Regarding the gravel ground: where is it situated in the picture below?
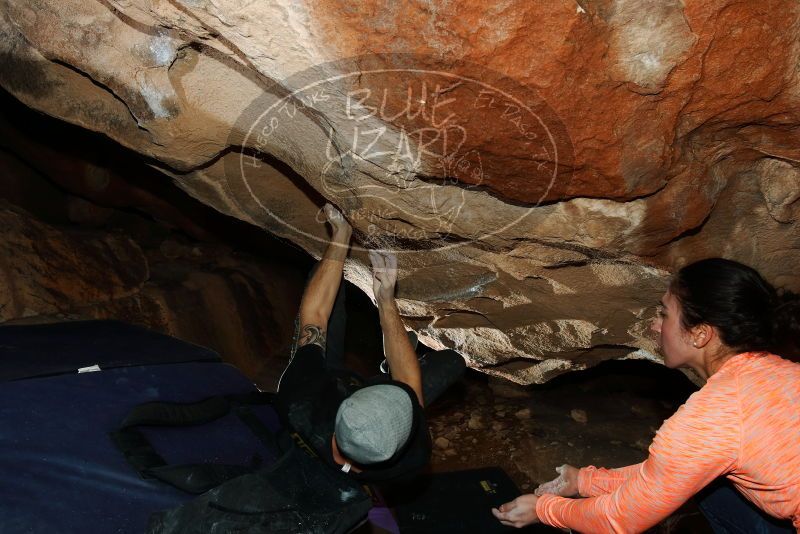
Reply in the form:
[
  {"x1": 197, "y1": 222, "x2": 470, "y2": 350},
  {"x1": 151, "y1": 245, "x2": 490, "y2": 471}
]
[{"x1": 422, "y1": 361, "x2": 711, "y2": 533}]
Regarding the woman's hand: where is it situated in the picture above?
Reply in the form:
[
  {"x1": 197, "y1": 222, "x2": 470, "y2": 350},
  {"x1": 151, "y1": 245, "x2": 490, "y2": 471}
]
[
  {"x1": 492, "y1": 494, "x2": 540, "y2": 528},
  {"x1": 369, "y1": 250, "x2": 397, "y2": 304},
  {"x1": 535, "y1": 464, "x2": 580, "y2": 497}
]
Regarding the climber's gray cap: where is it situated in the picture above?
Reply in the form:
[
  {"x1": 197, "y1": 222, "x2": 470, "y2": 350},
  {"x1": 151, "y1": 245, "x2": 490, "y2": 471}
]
[{"x1": 334, "y1": 384, "x2": 413, "y2": 464}]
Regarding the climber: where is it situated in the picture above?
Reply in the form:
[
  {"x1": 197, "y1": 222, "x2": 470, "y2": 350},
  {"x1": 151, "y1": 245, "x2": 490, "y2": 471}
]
[
  {"x1": 492, "y1": 258, "x2": 800, "y2": 533},
  {"x1": 275, "y1": 203, "x2": 465, "y2": 482}
]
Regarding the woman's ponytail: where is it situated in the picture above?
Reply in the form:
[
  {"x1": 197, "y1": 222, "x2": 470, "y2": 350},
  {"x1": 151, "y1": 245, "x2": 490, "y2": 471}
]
[
  {"x1": 671, "y1": 258, "x2": 798, "y2": 360},
  {"x1": 773, "y1": 289, "x2": 800, "y2": 361}
]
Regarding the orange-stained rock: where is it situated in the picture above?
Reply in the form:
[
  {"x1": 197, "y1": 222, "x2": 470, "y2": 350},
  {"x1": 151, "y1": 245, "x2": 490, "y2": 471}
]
[
  {"x1": 0, "y1": 202, "x2": 149, "y2": 321},
  {"x1": 0, "y1": 199, "x2": 304, "y2": 387},
  {"x1": 0, "y1": 0, "x2": 797, "y2": 383}
]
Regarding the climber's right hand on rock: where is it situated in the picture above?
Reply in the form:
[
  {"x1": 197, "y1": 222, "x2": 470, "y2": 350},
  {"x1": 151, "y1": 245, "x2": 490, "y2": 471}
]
[{"x1": 369, "y1": 250, "x2": 397, "y2": 304}]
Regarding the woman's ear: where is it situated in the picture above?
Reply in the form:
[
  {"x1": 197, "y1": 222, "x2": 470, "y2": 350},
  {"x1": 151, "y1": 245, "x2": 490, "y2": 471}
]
[{"x1": 691, "y1": 323, "x2": 714, "y2": 349}]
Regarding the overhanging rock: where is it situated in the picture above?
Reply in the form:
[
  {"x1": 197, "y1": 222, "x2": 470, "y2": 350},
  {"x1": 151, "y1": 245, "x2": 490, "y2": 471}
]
[{"x1": 1, "y1": 0, "x2": 798, "y2": 383}]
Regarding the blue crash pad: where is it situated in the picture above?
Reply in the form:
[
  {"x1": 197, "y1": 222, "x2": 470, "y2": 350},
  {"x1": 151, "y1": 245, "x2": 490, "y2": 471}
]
[
  {"x1": 0, "y1": 361, "x2": 280, "y2": 534},
  {"x1": 0, "y1": 320, "x2": 220, "y2": 382}
]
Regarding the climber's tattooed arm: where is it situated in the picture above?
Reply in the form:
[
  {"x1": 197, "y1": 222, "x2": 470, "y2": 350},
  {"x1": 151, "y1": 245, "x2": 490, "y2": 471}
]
[{"x1": 297, "y1": 323, "x2": 327, "y2": 350}]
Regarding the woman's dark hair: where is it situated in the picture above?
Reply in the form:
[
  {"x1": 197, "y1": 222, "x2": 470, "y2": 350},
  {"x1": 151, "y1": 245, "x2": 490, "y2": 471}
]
[{"x1": 670, "y1": 258, "x2": 800, "y2": 361}]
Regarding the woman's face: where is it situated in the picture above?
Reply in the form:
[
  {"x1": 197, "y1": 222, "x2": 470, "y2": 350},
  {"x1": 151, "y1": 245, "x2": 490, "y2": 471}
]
[{"x1": 651, "y1": 291, "x2": 695, "y2": 369}]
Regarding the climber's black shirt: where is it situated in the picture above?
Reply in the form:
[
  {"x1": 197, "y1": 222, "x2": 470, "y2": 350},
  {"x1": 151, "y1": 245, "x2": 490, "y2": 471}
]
[{"x1": 275, "y1": 343, "x2": 431, "y2": 483}]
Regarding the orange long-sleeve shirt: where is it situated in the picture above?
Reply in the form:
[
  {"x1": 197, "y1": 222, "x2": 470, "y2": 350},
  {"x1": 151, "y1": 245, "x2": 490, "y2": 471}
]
[{"x1": 537, "y1": 352, "x2": 800, "y2": 533}]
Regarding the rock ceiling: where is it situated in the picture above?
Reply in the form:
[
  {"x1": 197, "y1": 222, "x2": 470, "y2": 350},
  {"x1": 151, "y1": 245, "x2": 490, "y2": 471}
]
[{"x1": 1, "y1": 0, "x2": 798, "y2": 383}]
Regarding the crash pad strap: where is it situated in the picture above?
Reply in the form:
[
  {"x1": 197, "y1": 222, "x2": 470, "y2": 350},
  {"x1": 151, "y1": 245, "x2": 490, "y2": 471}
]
[{"x1": 111, "y1": 393, "x2": 280, "y2": 494}]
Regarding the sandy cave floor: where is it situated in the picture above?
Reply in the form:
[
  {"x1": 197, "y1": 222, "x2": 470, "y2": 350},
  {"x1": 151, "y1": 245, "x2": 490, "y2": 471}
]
[
  {"x1": 341, "y1": 358, "x2": 713, "y2": 533},
  {"x1": 422, "y1": 364, "x2": 711, "y2": 533}
]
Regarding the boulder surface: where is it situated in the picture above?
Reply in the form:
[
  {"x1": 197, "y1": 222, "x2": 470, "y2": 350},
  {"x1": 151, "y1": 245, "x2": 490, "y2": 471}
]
[{"x1": 1, "y1": 0, "x2": 798, "y2": 382}]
